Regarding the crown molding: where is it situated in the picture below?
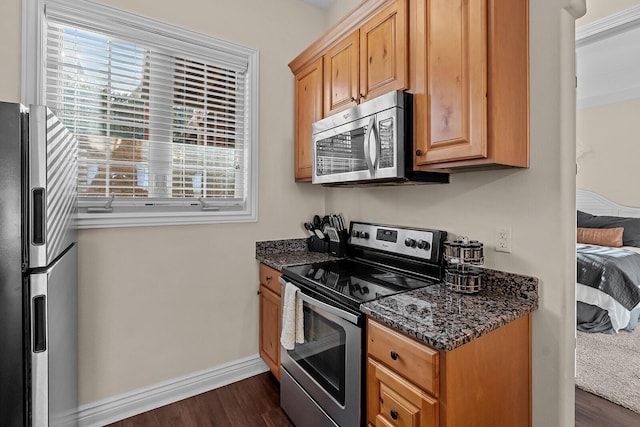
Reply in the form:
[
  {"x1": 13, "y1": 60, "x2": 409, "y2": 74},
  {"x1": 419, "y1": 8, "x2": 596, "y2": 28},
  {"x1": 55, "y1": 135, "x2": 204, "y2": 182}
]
[{"x1": 576, "y1": 5, "x2": 640, "y2": 47}]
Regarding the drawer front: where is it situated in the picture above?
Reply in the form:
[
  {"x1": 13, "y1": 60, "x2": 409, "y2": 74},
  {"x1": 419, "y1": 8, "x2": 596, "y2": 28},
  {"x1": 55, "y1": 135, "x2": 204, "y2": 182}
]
[
  {"x1": 367, "y1": 319, "x2": 439, "y2": 396},
  {"x1": 259, "y1": 264, "x2": 282, "y2": 295},
  {"x1": 367, "y1": 358, "x2": 438, "y2": 427}
]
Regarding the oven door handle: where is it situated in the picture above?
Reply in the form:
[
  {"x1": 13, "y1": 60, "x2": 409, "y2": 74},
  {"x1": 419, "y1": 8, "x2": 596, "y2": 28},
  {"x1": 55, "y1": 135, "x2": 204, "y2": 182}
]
[{"x1": 279, "y1": 277, "x2": 360, "y2": 325}]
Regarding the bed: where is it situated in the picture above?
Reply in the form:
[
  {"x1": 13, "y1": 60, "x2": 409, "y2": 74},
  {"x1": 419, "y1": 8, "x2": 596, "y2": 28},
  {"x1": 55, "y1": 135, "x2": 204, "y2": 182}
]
[{"x1": 576, "y1": 189, "x2": 640, "y2": 333}]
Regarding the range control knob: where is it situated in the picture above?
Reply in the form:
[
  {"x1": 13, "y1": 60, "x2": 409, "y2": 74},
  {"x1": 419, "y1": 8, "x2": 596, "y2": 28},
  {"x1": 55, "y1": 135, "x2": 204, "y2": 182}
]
[
  {"x1": 361, "y1": 231, "x2": 369, "y2": 240},
  {"x1": 417, "y1": 240, "x2": 431, "y2": 250},
  {"x1": 352, "y1": 230, "x2": 360, "y2": 238},
  {"x1": 404, "y1": 238, "x2": 416, "y2": 248}
]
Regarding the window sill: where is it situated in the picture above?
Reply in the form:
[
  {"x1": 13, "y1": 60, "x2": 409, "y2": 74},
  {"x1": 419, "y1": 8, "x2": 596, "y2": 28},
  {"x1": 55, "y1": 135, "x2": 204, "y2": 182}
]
[{"x1": 77, "y1": 210, "x2": 257, "y2": 229}]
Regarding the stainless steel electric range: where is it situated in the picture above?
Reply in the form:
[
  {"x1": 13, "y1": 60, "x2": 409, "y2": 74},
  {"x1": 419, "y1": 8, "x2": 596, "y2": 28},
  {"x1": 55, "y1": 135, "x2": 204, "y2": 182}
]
[{"x1": 279, "y1": 221, "x2": 447, "y2": 427}]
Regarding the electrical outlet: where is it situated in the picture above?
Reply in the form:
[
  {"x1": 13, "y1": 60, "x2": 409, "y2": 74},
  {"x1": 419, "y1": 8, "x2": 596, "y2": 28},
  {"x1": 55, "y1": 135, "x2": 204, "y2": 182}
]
[{"x1": 495, "y1": 226, "x2": 512, "y2": 253}]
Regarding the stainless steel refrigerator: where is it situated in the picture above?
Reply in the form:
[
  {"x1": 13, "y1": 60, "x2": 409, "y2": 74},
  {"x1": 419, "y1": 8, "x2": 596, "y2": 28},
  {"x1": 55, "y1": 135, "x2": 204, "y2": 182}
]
[{"x1": 0, "y1": 102, "x2": 78, "y2": 426}]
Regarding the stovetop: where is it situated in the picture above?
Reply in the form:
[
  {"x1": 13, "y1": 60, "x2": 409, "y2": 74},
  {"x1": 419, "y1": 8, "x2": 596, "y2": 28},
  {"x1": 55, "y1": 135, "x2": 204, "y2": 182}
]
[
  {"x1": 282, "y1": 222, "x2": 447, "y2": 310},
  {"x1": 283, "y1": 258, "x2": 440, "y2": 309}
]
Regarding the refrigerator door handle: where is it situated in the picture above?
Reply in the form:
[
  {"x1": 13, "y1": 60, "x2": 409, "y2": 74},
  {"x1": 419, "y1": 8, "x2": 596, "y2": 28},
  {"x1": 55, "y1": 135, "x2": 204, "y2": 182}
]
[
  {"x1": 30, "y1": 274, "x2": 49, "y2": 426},
  {"x1": 32, "y1": 188, "x2": 45, "y2": 245},
  {"x1": 32, "y1": 295, "x2": 47, "y2": 352}
]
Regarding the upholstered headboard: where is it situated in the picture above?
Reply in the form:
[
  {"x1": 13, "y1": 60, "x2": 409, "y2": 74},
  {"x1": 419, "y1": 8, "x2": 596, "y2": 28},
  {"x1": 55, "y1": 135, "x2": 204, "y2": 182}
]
[{"x1": 576, "y1": 189, "x2": 640, "y2": 218}]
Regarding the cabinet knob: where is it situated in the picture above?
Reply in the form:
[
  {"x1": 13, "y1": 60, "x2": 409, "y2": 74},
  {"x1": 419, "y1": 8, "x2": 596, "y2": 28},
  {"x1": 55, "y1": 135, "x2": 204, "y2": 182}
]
[
  {"x1": 359, "y1": 93, "x2": 365, "y2": 100},
  {"x1": 390, "y1": 351, "x2": 399, "y2": 360},
  {"x1": 265, "y1": 275, "x2": 272, "y2": 281},
  {"x1": 416, "y1": 149, "x2": 423, "y2": 156},
  {"x1": 350, "y1": 96, "x2": 356, "y2": 102},
  {"x1": 390, "y1": 410, "x2": 399, "y2": 420}
]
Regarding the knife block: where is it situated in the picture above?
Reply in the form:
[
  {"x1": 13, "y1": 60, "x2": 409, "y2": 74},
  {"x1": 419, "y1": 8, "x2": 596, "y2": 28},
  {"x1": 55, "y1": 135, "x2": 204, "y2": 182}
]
[
  {"x1": 328, "y1": 239, "x2": 345, "y2": 257},
  {"x1": 307, "y1": 235, "x2": 328, "y2": 253},
  {"x1": 328, "y1": 229, "x2": 348, "y2": 257}
]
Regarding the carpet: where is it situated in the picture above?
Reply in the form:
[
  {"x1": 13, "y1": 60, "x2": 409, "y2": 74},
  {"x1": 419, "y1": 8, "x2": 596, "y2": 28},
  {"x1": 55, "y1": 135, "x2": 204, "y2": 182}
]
[{"x1": 575, "y1": 327, "x2": 640, "y2": 414}]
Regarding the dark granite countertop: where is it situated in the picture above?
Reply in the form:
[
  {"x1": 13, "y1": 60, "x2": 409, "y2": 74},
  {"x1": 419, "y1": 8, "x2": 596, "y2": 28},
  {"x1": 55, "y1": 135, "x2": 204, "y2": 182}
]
[
  {"x1": 256, "y1": 238, "x2": 338, "y2": 271},
  {"x1": 256, "y1": 239, "x2": 538, "y2": 351},
  {"x1": 361, "y1": 268, "x2": 538, "y2": 351}
]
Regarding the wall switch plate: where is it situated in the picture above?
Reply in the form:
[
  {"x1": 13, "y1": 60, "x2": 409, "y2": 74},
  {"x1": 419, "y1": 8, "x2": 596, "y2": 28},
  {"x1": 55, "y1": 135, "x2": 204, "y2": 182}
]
[{"x1": 495, "y1": 226, "x2": 512, "y2": 253}]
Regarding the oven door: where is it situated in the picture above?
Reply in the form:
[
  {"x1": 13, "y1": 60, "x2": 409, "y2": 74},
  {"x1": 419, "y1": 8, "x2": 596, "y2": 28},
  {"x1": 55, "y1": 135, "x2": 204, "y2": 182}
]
[{"x1": 280, "y1": 282, "x2": 362, "y2": 427}]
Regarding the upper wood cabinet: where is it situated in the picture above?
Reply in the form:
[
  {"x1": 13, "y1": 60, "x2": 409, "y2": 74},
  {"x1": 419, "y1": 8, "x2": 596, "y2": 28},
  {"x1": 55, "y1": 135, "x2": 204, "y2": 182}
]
[
  {"x1": 294, "y1": 58, "x2": 323, "y2": 181},
  {"x1": 411, "y1": 0, "x2": 529, "y2": 169},
  {"x1": 289, "y1": 0, "x2": 528, "y2": 180},
  {"x1": 359, "y1": 0, "x2": 408, "y2": 105},
  {"x1": 323, "y1": 31, "x2": 360, "y2": 116},
  {"x1": 324, "y1": 0, "x2": 408, "y2": 117},
  {"x1": 289, "y1": 0, "x2": 407, "y2": 181}
]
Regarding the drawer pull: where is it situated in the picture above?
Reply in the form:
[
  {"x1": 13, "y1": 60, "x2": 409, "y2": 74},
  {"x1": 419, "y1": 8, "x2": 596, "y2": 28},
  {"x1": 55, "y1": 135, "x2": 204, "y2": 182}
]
[
  {"x1": 390, "y1": 410, "x2": 399, "y2": 420},
  {"x1": 390, "y1": 351, "x2": 399, "y2": 360}
]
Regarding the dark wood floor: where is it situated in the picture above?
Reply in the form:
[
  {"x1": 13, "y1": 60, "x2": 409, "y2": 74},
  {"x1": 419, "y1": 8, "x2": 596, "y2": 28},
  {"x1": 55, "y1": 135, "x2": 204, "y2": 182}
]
[
  {"x1": 107, "y1": 373, "x2": 640, "y2": 426},
  {"x1": 575, "y1": 386, "x2": 640, "y2": 427},
  {"x1": 106, "y1": 373, "x2": 293, "y2": 427}
]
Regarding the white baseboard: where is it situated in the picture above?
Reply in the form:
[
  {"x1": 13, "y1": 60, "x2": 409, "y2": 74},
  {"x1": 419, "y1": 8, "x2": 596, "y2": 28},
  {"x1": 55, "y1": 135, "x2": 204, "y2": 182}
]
[{"x1": 77, "y1": 355, "x2": 269, "y2": 427}]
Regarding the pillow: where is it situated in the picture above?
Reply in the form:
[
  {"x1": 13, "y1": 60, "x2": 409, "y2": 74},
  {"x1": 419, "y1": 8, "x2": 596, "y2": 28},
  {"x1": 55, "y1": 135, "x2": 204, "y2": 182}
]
[
  {"x1": 577, "y1": 210, "x2": 595, "y2": 224},
  {"x1": 577, "y1": 227, "x2": 624, "y2": 247},
  {"x1": 576, "y1": 211, "x2": 640, "y2": 247}
]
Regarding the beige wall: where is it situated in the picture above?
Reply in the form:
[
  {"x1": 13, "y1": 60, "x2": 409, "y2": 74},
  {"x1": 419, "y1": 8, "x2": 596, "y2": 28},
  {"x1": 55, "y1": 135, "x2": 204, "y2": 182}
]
[
  {"x1": 577, "y1": 98, "x2": 640, "y2": 206},
  {"x1": 0, "y1": 0, "x2": 580, "y2": 426},
  {"x1": 577, "y1": 0, "x2": 640, "y2": 26},
  {"x1": 1, "y1": 0, "x2": 327, "y2": 404},
  {"x1": 76, "y1": 0, "x2": 330, "y2": 404},
  {"x1": 575, "y1": 0, "x2": 640, "y2": 206},
  {"x1": 324, "y1": 0, "x2": 579, "y2": 426}
]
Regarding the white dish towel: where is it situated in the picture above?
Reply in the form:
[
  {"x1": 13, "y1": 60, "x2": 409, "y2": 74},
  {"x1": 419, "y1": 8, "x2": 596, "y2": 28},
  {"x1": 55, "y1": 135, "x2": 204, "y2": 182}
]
[{"x1": 280, "y1": 282, "x2": 304, "y2": 350}]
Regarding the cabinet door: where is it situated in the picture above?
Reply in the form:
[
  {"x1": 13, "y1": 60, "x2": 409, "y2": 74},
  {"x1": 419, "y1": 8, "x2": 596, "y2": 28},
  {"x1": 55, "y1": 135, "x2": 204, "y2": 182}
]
[
  {"x1": 413, "y1": 0, "x2": 487, "y2": 166},
  {"x1": 360, "y1": 0, "x2": 408, "y2": 103},
  {"x1": 259, "y1": 285, "x2": 281, "y2": 381},
  {"x1": 367, "y1": 358, "x2": 438, "y2": 427},
  {"x1": 294, "y1": 57, "x2": 323, "y2": 181},
  {"x1": 324, "y1": 31, "x2": 359, "y2": 117}
]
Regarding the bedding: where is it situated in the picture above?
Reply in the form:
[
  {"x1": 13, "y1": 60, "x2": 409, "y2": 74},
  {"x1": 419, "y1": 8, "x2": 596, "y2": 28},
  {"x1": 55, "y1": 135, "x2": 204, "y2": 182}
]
[
  {"x1": 577, "y1": 244, "x2": 640, "y2": 332},
  {"x1": 577, "y1": 211, "x2": 640, "y2": 247},
  {"x1": 577, "y1": 227, "x2": 624, "y2": 247}
]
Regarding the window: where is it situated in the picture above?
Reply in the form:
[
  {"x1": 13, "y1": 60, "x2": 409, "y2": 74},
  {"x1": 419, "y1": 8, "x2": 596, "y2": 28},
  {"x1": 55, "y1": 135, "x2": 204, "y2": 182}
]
[{"x1": 23, "y1": 0, "x2": 258, "y2": 227}]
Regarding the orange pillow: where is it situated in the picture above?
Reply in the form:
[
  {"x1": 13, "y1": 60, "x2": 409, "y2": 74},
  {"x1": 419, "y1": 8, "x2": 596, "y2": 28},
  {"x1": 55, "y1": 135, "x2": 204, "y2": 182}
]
[{"x1": 577, "y1": 227, "x2": 624, "y2": 247}]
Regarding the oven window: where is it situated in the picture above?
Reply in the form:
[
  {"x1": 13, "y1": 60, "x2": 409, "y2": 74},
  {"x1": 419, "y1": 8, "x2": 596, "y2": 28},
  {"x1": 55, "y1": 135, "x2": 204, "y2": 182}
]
[{"x1": 289, "y1": 304, "x2": 346, "y2": 405}]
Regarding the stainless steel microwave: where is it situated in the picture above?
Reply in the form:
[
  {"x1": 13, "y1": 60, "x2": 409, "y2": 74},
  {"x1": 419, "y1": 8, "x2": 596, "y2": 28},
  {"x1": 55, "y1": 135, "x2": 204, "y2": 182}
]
[{"x1": 311, "y1": 90, "x2": 449, "y2": 186}]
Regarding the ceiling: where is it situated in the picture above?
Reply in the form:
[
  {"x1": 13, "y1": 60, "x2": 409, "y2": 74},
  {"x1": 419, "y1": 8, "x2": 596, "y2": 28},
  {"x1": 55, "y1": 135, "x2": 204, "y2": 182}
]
[
  {"x1": 302, "y1": 0, "x2": 336, "y2": 9},
  {"x1": 576, "y1": 5, "x2": 640, "y2": 109}
]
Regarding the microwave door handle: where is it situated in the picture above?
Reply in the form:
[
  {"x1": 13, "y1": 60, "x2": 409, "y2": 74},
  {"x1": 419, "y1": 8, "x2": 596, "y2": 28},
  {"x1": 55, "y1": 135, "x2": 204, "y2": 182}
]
[{"x1": 364, "y1": 115, "x2": 376, "y2": 176}]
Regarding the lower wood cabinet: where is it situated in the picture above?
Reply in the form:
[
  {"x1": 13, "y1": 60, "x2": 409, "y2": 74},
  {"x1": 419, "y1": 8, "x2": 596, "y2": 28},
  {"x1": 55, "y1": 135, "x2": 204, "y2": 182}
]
[
  {"x1": 259, "y1": 264, "x2": 282, "y2": 380},
  {"x1": 367, "y1": 314, "x2": 531, "y2": 427},
  {"x1": 368, "y1": 358, "x2": 438, "y2": 427}
]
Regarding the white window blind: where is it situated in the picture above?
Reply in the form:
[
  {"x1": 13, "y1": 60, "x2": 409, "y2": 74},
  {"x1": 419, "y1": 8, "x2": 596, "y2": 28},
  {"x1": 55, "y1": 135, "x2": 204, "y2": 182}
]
[{"x1": 35, "y1": 0, "x2": 258, "y2": 227}]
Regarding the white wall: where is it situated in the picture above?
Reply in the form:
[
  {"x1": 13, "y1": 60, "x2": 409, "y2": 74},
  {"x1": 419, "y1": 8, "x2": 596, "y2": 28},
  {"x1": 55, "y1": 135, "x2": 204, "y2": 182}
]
[{"x1": 0, "y1": 0, "x2": 581, "y2": 425}]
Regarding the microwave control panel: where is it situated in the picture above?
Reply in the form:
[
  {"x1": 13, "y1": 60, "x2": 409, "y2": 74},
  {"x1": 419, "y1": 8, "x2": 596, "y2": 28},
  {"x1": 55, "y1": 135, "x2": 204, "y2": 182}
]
[{"x1": 349, "y1": 222, "x2": 445, "y2": 262}]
